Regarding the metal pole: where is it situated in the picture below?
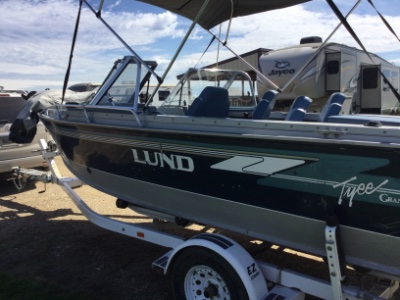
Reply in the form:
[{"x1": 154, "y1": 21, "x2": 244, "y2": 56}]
[
  {"x1": 212, "y1": 33, "x2": 282, "y2": 91},
  {"x1": 280, "y1": 0, "x2": 362, "y2": 93},
  {"x1": 147, "y1": 0, "x2": 211, "y2": 105},
  {"x1": 82, "y1": 0, "x2": 162, "y2": 83}
]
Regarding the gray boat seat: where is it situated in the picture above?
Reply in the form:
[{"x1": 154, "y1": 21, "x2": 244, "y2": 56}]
[
  {"x1": 318, "y1": 92, "x2": 346, "y2": 122},
  {"x1": 252, "y1": 90, "x2": 279, "y2": 119},
  {"x1": 186, "y1": 86, "x2": 230, "y2": 118},
  {"x1": 285, "y1": 95, "x2": 312, "y2": 121}
]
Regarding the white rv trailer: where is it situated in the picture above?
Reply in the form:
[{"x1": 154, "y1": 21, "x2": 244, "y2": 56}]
[
  {"x1": 140, "y1": 85, "x2": 175, "y2": 107},
  {"x1": 258, "y1": 36, "x2": 400, "y2": 114}
]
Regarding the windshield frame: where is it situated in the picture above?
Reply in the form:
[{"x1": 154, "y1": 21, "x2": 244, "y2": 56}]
[
  {"x1": 161, "y1": 68, "x2": 257, "y2": 111},
  {"x1": 90, "y1": 56, "x2": 157, "y2": 112}
]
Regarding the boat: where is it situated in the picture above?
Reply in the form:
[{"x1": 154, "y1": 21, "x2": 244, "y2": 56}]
[
  {"x1": 14, "y1": 0, "x2": 400, "y2": 280},
  {"x1": 0, "y1": 86, "x2": 49, "y2": 176},
  {"x1": 8, "y1": 87, "x2": 98, "y2": 144}
]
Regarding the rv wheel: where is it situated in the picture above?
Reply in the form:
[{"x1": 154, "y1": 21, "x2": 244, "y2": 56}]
[{"x1": 171, "y1": 247, "x2": 249, "y2": 300}]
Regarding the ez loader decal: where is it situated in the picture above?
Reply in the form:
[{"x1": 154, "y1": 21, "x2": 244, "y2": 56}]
[{"x1": 247, "y1": 262, "x2": 260, "y2": 280}]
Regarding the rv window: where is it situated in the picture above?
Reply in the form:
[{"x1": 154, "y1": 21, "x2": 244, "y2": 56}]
[
  {"x1": 327, "y1": 61, "x2": 339, "y2": 74},
  {"x1": 158, "y1": 90, "x2": 170, "y2": 101},
  {"x1": 363, "y1": 67, "x2": 378, "y2": 89}
]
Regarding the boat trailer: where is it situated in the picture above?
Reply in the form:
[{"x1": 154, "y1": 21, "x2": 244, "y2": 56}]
[{"x1": 38, "y1": 139, "x2": 399, "y2": 300}]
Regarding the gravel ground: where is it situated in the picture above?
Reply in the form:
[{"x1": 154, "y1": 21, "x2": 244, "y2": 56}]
[
  {"x1": 0, "y1": 158, "x2": 173, "y2": 299},
  {"x1": 0, "y1": 157, "x2": 399, "y2": 299}
]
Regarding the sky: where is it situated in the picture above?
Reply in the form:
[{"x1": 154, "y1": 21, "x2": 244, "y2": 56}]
[{"x1": 0, "y1": 0, "x2": 399, "y2": 92}]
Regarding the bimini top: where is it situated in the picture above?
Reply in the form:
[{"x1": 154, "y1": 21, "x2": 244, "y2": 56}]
[{"x1": 138, "y1": 0, "x2": 311, "y2": 30}]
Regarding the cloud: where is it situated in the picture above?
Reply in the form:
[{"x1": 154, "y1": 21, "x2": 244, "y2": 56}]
[
  {"x1": 107, "y1": 0, "x2": 122, "y2": 11},
  {"x1": 211, "y1": 5, "x2": 400, "y2": 55},
  {"x1": 0, "y1": 0, "x2": 399, "y2": 91},
  {"x1": 0, "y1": 0, "x2": 186, "y2": 90}
]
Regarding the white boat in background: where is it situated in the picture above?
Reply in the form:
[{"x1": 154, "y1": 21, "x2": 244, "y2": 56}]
[
  {"x1": 0, "y1": 87, "x2": 27, "y2": 95},
  {"x1": 0, "y1": 86, "x2": 49, "y2": 176}
]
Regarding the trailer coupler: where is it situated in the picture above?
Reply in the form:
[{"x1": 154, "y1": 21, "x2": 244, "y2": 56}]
[{"x1": 9, "y1": 166, "x2": 51, "y2": 192}]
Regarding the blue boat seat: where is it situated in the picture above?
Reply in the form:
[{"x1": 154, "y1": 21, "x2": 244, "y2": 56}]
[
  {"x1": 285, "y1": 95, "x2": 312, "y2": 121},
  {"x1": 252, "y1": 90, "x2": 279, "y2": 119},
  {"x1": 186, "y1": 86, "x2": 230, "y2": 118},
  {"x1": 319, "y1": 103, "x2": 342, "y2": 122},
  {"x1": 318, "y1": 92, "x2": 346, "y2": 122},
  {"x1": 326, "y1": 92, "x2": 346, "y2": 106}
]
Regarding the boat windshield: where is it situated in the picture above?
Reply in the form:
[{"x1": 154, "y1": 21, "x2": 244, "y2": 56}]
[
  {"x1": 93, "y1": 57, "x2": 157, "y2": 107},
  {"x1": 161, "y1": 68, "x2": 257, "y2": 109}
]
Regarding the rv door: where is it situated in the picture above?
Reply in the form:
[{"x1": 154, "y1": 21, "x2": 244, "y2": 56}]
[
  {"x1": 325, "y1": 52, "x2": 356, "y2": 94},
  {"x1": 360, "y1": 65, "x2": 381, "y2": 113},
  {"x1": 381, "y1": 67, "x2": 400, "y2": 114}
]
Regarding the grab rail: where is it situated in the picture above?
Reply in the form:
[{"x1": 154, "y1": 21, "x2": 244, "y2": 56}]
[{"x1": 48, "y1": 104, "x2": 143, "y2": 127}]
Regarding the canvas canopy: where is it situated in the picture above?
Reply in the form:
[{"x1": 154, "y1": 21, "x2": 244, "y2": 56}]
[{"x1": 137, "y1": 0, "x2": 311, "y2": 30}]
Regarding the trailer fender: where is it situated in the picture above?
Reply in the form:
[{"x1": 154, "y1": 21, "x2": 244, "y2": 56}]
[{"x1": 164, "y1": 233, "x2": 268, "y2": 300}]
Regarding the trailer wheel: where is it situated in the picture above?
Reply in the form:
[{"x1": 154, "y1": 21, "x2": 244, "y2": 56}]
[{"x1": 171, "y1": 247, "x2": 249, "y2": 300}]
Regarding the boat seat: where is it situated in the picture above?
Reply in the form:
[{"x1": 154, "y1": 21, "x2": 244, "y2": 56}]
[
  {"x1": 319, "y1": 103, "x2": 342, "y2": 122},
  {"x1": 186, "y1": 86, "x2": 229, "y2": 118},
  {"x1": 318, "y1": 92, "x2": 346, "y2": 122},
  {"x1": 326, "y1": 92, "x2": 346, "y2": 106},
  {"x1": 285, "y1": 96, "x2": 312, "y2": 121},
  {"x1": 252, "y1": 90, "x2": 279, "y2": 119}
]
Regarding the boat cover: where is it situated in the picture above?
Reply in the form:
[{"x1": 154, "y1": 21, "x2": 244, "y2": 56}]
[
  {"x1": 137, "y1": 0, "x2": 311, "y2": 30},
  {"x1": 9, "y1": 89, "x2": 96, "y2": 144}
]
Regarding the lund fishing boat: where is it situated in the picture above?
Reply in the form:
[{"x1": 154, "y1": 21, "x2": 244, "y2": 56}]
[
  {"x1": 39, "y1": 57, "x2": 400, "y2": 279},
  {"x1": 15, "y1": 0, "x2": 400, "y2": 282}
]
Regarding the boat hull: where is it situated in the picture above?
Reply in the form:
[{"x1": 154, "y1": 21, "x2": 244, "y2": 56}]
[{"x1": 41, "y1": 113, "x2": 400, "y2": 278}]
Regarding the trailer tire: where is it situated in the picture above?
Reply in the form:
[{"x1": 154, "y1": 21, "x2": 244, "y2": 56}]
[{"x1": 171, "y1": 247, "x2": 249, "y2": 300}]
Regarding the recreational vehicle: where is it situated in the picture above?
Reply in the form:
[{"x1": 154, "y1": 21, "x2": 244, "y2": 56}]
[
  {"x1": 258, "y1": 36, "x2": 400, "y2": 114},
  {"x1": 140, "y1": 85, "x2": 174, "y2": 107}
]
